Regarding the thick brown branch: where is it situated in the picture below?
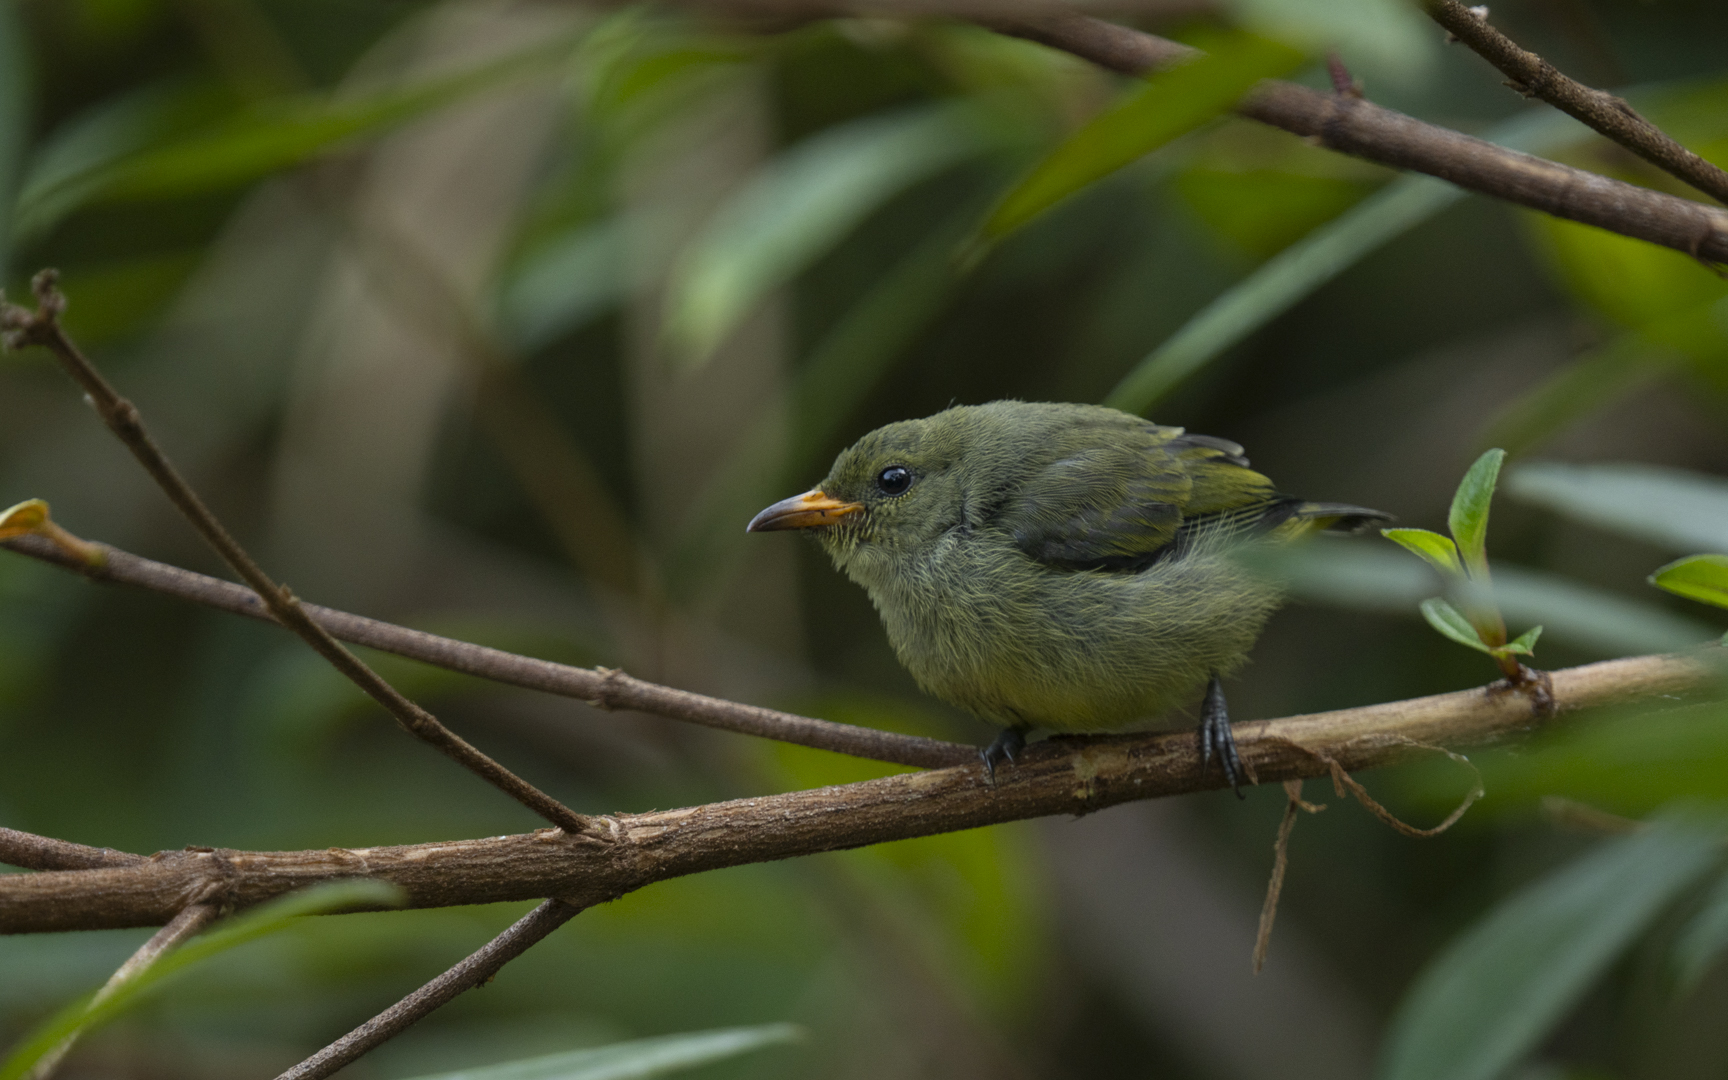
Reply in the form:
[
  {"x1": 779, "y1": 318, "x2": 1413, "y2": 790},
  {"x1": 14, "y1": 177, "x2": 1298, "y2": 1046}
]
[
  {"x1": 1423, "y1": 0, "x2": 1728, "y2": 206},
  {"x1": 993, "y1": 11, "x2": 1728, "y2": 264},
  {"x1": 276, "y1": 899, "x2": 582, "y2": 1080},
  {"x1": 4, "y1": 649, "x2": 1715, "y2": 935},
  {"x1": 0, "y1": 276, "x2": 589, "y2": 834},
  {"x1": 0, "y1": 533, "x2": 973, "y2": 769}
]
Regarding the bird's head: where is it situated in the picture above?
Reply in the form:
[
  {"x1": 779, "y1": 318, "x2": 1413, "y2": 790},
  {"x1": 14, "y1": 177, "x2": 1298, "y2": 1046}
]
[{"x1": 747, "y1": 412, "x2": 975, "y2": 570}]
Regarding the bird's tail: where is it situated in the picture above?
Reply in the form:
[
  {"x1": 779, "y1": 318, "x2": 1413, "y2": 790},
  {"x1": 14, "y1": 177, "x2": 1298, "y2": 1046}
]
[{"x1": 1271, "y1": 501, "x2": 1394, "y2": 540}]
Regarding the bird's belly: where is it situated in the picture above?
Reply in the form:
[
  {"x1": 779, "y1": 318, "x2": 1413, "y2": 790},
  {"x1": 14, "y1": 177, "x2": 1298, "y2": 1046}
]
[{"x1": 864, "y1": 541, "x2": 1278, "y2": 733}]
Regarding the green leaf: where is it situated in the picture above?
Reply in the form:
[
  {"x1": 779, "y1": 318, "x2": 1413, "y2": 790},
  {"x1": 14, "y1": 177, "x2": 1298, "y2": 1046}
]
[
  {"x1": 0, "y1": 880, "x2": 404, "y2": 1080},
  {"x1": 1449, "y1": 448, "x2": 1506, "y2": 574},
  {"x1": 1381, "y1": 528, "x2": 1464, "y2": 577},
  {"x1": 496, "y1": 216, "x2": 633, "y2": 353},
  {"x1": 979, "y1": 32, "x2": 1304, "y2": 245},
  {"x1": 396, "y1": 1024, "x2": 803, "y2": 1080},
  {"x1": 1103, "y1": 107, "x2": 1583, "y2": 415},
  {"x1": 1274, "y1": 543, "x2": 1720, "y2": 656},
  {"x1": 0, "y1": 0, "x2": 29, "y2": 278},
  {"x1": 1671, "y1": 866, "x2": 1728, "y2": 991},
  {"x1": 1478, "y1": 331, "x2": 1677, "y2": 459},
  {"x1": 1499, "y1": 624, "x2": 1544, "y2": 655},
  {"x1": 1508, "y1": 463, "x2": 1728, "y2": 555},
  {"x1": 13, "y1": 30, "x2": 586, "y2": 237},
  {"x1": 1419, "y1": 597, "x2": 1492, "y2": 654},
  {"x1": 1651, "y1": 554, "x2": 1728, "y2": 610},
  {"x1": 663, "y1": 102, "x2": 988, "y2": 368},
  {"x1": 1379, "y1": 818, "x2": 1727, "y2": 1080}
]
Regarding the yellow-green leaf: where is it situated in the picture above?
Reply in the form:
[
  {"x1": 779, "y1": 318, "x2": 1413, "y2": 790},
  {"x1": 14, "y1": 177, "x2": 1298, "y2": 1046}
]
[
  {"x1": 1382, "y1": 527, "x2": 1464, "y2": 577},
  {"x1": 1650, "y1": 554, "x2": 1728, "y2": 610}
]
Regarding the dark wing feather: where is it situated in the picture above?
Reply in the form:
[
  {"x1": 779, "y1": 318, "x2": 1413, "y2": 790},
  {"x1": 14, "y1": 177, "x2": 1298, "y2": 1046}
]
[{"x1": 998, "y1": 424, "x2": 1282, "y2": 571}]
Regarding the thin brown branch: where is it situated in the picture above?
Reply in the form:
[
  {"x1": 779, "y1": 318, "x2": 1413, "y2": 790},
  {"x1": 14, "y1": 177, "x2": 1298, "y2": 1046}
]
[
  {"x1": 276, "y1": 899, "x2": 582, "y2": 1080},
  {"x1": 4, "y1": 649, "x2": 1716, "y2": 935},
  {"x1": 991, "y1": 11, "x2": 1728, "y2": 265},
  {"x1": 0, "y1": 275, "x2": 589, "y2": 834},
  {"x1": 27, "y1": 903, "x2": 220, "y2": 1080},
  {"x1": 0, "y1": 828, "x2": 146, "y2": 871},
  {"x1": 1423, "y1": 0, "x2": 1728, "y2": 207},
  {"x1": 0, "y1": 533, "x2": 973, "y2": 769}
]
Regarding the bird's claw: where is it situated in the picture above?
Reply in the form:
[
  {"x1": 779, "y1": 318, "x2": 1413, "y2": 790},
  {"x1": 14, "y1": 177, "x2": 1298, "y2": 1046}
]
[
  {"x1": 980, "y1": 728, "x2": 1026, "y2": 785},
  {"x1": 1199, "y1": 674, "x2": 1246, "y2": 799}
]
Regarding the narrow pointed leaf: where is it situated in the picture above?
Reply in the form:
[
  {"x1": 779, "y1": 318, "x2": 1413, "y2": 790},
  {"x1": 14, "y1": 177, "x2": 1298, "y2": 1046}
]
[
  {"x1": 397, "y1": 1023, "x2": 803, "y2": 1080},
  {"x1": 1104, "y1": 108, "x2": 1583, "y2": 415},
  {"x1": 1671, "y1": 866, "x2": 1728, "y2": 991},
  {"x1": 14, "y1": 30, "x2": 586, "y2": 236},
  {"x1": 1509, "y1": 462, "x2": 1728, "y2": 554},
  {"x1": 1449, "y1": 448, "x2": 1505, "y2": 573},
  {"x1": 0, "y1": 880, "x2": 403, "y2": 1080},
  {"x1": 980, "y1": 32, "x2": 1304, "y2": 245},
  {"x1": 664, "y1": 102, "x2": 987, "y2": 368},
  {"x1": 1381, "y1": 528, "x2": 1463, "y2": 577},
  {"x1": 1380, "y1": 818, "x2": 1726, "y2": 1080},
  {"x1": 1419, "y1": 596, "x2": 1492, "y2": 653},
  {"x1": 0, "y1": 0, "x2": 30, "y2": 278},
  {"x1": 1650, "y1": 554, "x2": 1728, "y2": 610}
]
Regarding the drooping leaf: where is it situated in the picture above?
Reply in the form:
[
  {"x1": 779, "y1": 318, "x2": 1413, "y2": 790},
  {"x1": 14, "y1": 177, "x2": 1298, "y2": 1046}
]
[
  {"x1": 1419, "y1": 596, "x2": 1491, "y2": 654},
  {"x1": 1478, "y1": 330, "x2": 1677, "y2": 458},
  {"x1": 0, "y1": 880, "x2": 404, "y2": 1080},
  {"x1": 979, "y1": 32, "x2": 1304, "y2": 245},
  {"x1": 396, "y1": 1024, "x2": 803, "y2": 1080},
  {"x1": 1671, "y1": 865, "x2": 1728, "y2": 991},
  {"x1": 1507, "y1": 462, "x2": 1728, "y2": 554},
  {"x1": 1382, "y1": 528, "x2": 1463, "y2": 577},
  {"x1": 14, "y1": 29, "x2": 587, "y2": 237},
  {"x1": 1449, "y1": 449, "x2": 1506, "y2": 575},
  {"x1": 663, "y1": 102, "x2": 988, "y2": 368},
  {"x1": 1378, "y1": 818, "x2": 1727, "y2": 1080},
  {"x1": 1651, "y1": 554, "x2": 1728, "y2": 610},
  {"x1": 496, "y1": 216, "x2": 633, "y2": 353},
  {"x1": 1104, "y1": 107, "x2": 1583, "y2": 415}
]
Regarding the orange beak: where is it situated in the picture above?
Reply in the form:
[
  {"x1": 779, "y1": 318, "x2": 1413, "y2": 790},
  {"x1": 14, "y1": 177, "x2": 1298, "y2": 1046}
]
[{"x1": 746, "y1": 489, "x2": 864, "y2": 533}]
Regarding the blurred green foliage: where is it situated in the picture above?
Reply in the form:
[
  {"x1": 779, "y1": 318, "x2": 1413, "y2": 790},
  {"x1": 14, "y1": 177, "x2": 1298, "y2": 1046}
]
[{"x1": 4, "y1": 0, "x2": 1728, "y2": 1078}]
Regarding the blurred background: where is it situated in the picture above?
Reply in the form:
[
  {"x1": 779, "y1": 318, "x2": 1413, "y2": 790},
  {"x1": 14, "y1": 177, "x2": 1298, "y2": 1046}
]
[{"x1": 3, "y1": 0, "x2": 1728, "y2": 1077}]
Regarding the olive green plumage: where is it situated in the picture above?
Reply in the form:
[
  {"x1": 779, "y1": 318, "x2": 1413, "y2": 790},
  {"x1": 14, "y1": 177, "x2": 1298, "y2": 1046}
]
[{"x1": 756, "y1": 401, "x2": 1388, "y2": 742}]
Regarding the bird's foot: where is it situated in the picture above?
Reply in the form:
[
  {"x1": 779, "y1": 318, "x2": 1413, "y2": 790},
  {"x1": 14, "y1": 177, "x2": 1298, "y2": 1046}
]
[
  {"x1": 980, "y1": 728, "x2": 1026, "y2": 785},
  {"x1": 1198, "y1": 674, "x2": 1246, "y2": 799}
]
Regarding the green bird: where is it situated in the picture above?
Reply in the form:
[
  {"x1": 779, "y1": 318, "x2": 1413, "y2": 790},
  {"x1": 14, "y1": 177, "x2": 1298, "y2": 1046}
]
[{"x1": 747, "y1": 401, "x2": 1389, "y2": 792}]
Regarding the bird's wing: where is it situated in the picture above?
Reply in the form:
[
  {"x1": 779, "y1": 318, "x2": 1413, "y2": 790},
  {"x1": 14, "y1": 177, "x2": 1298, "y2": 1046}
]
[{"x1": 999, "y1": 424, "x2": 1279, "y2": 570}]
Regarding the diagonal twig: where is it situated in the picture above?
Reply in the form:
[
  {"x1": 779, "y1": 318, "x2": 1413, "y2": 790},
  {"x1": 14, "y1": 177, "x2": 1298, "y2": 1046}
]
[
  {"x1": 0, "y1": 532, "x2": 974, "y2": 769},
  {"x1": 276, "y1": 898, "x2": 583, "y2": 1080},
  {"x1": 1423, "y1": 0, "x2": 1728, "y2": 207},
  {"x1": 0, "y1": 273, "x2": 589, "y2": 834}
]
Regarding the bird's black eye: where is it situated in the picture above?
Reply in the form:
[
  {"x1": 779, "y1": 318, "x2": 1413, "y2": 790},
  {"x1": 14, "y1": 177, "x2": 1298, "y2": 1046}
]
[{"x1": 876, "y1": 465, "x2": 913, "y2": 496}]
